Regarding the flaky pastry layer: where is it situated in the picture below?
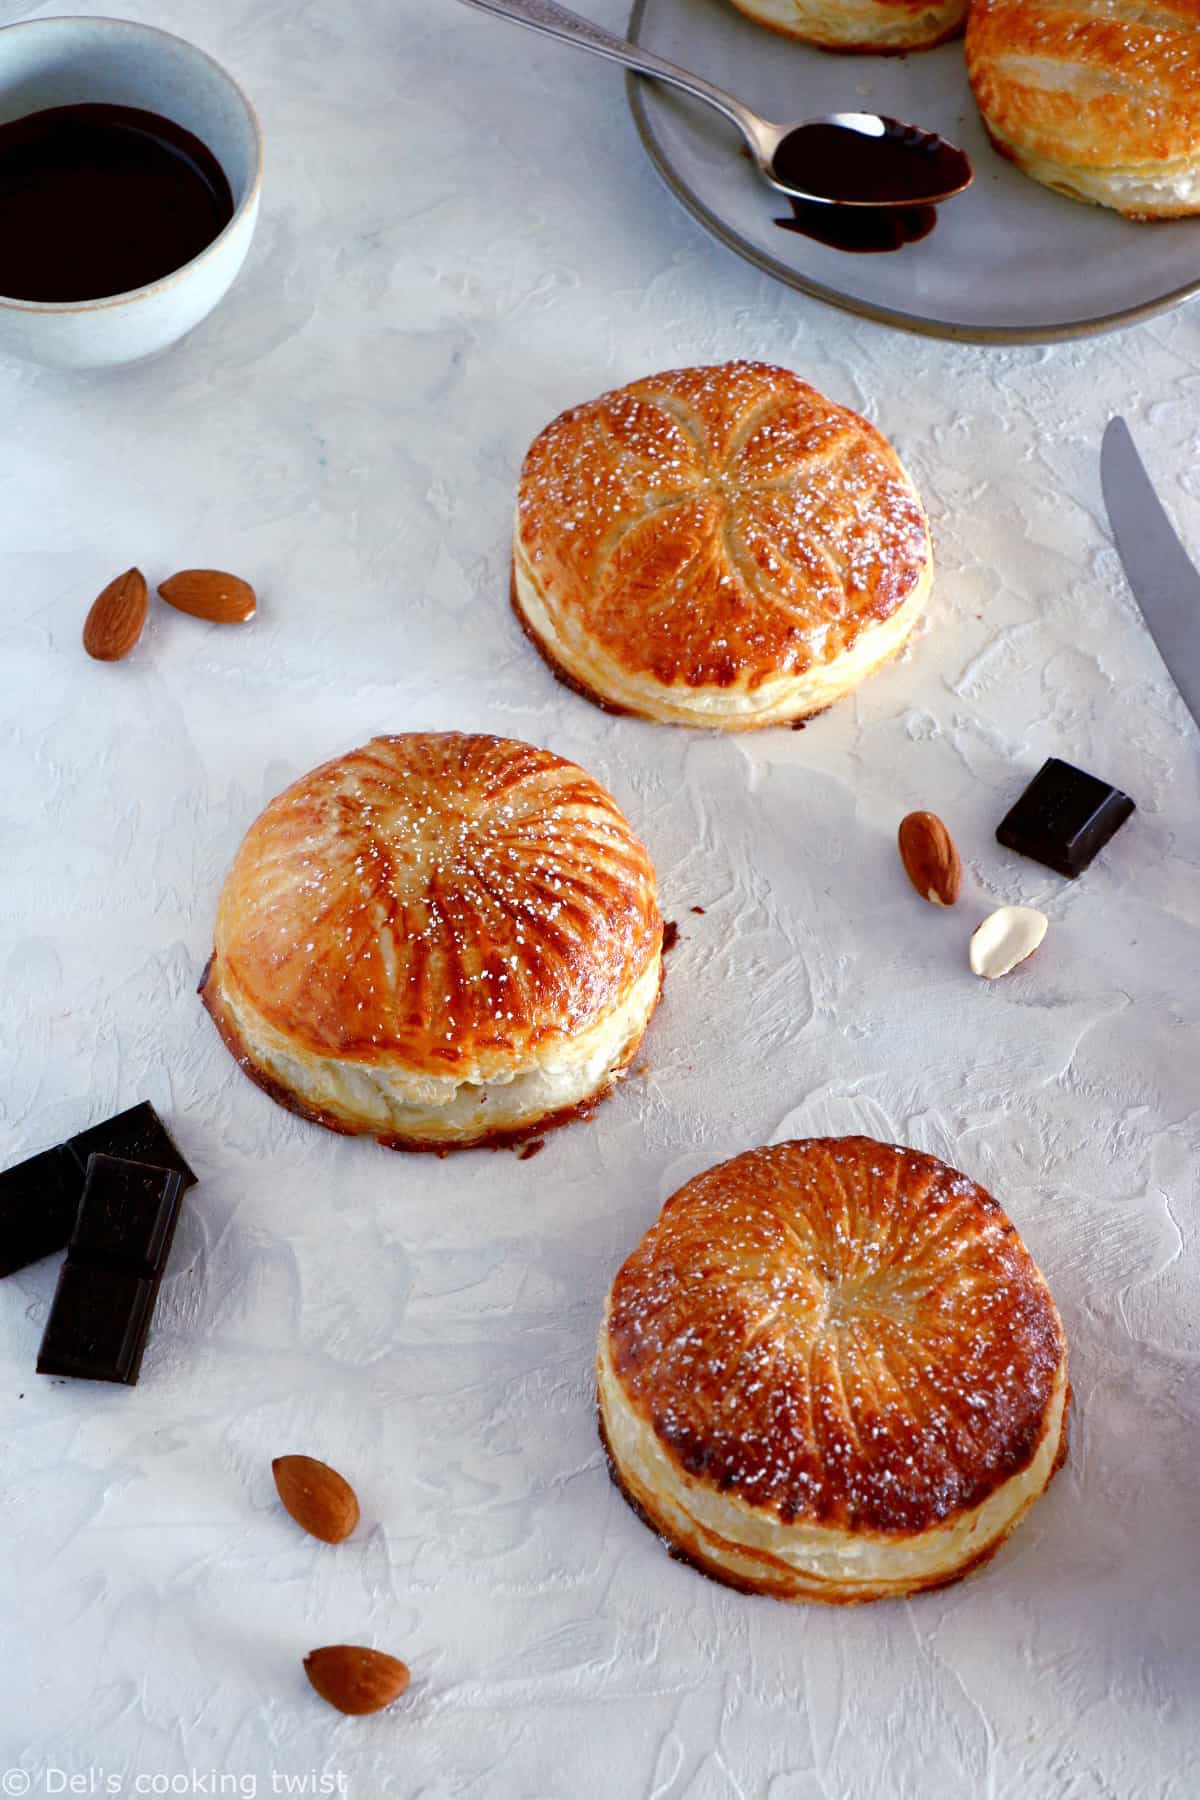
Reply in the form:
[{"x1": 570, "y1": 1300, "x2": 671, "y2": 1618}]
[
  {"x1": 598, "y1": 1137, "x2": 1070, "y2": 1602},
  {"x1": 513, "y1": 362, "x2": 933, "y2": 732},
  {"x1": 986, "y1": 130, "x2": 1200, "y2": 218},
  {"x1": 203, "y1": 949, "x2": 661, "y2": 1147},
  {"x1": 967, "y1": 0, "x2": 1200, "y2": 218},
  {"x1": 599, "y1": 1332, "x2": 1068, "y2": 1602},
  {"x1": 201, "y1": 733, "x2": 664, "y2": 1147},
  {"x1": 514, "y1": 540, "x2": 930, "y2": 728},
  {"x1": 728, "y1": 0, "x2": 965, "y2": 52}
]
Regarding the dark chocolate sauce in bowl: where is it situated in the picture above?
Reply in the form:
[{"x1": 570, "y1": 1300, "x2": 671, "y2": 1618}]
[{"x1": 0, "y1": 102, "x2": 234, "y2": 302}]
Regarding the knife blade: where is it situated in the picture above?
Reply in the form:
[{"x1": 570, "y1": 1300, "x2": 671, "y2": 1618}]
[{"x1": 1101, "y1": 415, "x2": 1200, "y2": 732}]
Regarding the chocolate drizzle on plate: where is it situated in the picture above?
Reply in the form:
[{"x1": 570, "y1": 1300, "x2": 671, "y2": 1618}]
[{"x1": 775, "y1": 196, "x2": 937, "y2": 254}]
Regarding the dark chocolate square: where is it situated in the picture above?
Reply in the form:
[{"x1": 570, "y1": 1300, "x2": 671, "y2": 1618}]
[
  {"x1": 996, "y1": 758, "x2": 1135, "y2": 879},
  {"x1": 70, "y1": 1154, "x2": 184, "y2": 1277},
  {"x1": 0, "y1": 1145, "x2": 83, "y2": 1278},
  {"x1": 36, "y1": 1262, "x2": 157, "y2": 1385},
  {"x1": 68, "y1": 1102, "x2": 196, "y2": 1190},
  {"x1": 0, "y1": 1101, "x2": 195, "y2": 1280}
]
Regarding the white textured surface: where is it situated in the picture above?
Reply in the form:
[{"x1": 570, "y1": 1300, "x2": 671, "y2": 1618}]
[{"x1": 1, "y1": 0, "x2": 1199, "y2": 1794}]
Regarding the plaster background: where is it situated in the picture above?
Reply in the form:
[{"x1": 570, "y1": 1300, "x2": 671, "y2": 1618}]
[{"x1": 1, "y1": 1, "x2": 1198, "y2": 1794}]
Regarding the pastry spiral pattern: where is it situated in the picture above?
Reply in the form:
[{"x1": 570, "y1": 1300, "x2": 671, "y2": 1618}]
[
  {"x1": 515, "y1": 361, "x2": 931, "y2": 699},
  {"x1": 605, "y1": 1138, "x2": 1067, "y2": 1538},
  {"x1": 207, "y1": 733, "x2": 662, "y2": 1078}
]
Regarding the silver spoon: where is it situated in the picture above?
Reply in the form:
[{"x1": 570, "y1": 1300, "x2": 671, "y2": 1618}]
[{"x1": 456, "y1": 0, "x2": 973, "y2": 208}]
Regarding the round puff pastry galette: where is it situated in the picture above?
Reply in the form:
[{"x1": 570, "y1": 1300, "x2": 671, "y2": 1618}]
[
  {"x1": 728, "y1": 0, "x2": 965, "y2": 53},
  {"x1": 512, "y1": 361, "x2": 932, "y2": 730},
  {"x1": 966, "y1": 0, "x2": 1200, "y2": 218},
  {"x1": 201, "y1": 733, "x2": 663, "y2": 1150},
  {"x1": 598, "y1": 1137, "x2": 1069, "y2": 1603}
]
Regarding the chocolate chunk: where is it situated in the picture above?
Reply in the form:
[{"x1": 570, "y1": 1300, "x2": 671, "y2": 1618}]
[
  {"x1": 69, "y1": 1154, "x2": 184, "y2": 1277},
  {"x1": 37, "y1": 1262, "x2": 157, "y2": 1385},
  {"x1": 0, "y1": 1102, "x2": 194, "y2": 1279},
  {"x1": 36, "y1": 1153, "x2": 186, "y2": 1385},
  {"x1": 0, "y1": 1146, "x2": 84, "y2": 1278},
  {"x1": 996, "y1": 758, "x2": 1135, "y2": 879},
  {"x1": 69, "y1": 1102, "x2": 196, "y2": 1190}
]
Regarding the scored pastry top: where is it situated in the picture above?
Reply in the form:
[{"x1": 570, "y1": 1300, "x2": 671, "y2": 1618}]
[
  {"x1": 605, "y1": 1136, "x2": 1066, "y2": 1536},
  {"x1": 210, "y1": 733, "x2": 662, "y2": 1075},
  {"x1": 966, "y1": 0, "x2": 1200, "y2": 176},
  {"x1": 516, "y1": 360, "x2": 931, "y2": 694}
]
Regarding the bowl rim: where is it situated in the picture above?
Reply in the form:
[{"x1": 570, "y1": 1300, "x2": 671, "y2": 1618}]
[{"x1": 0, "y1": 13, "x2": 264, "y2": 315}]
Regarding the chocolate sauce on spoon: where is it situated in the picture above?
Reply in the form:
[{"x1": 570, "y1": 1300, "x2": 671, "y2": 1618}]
[
  {"x1": 768, "y1": 119, "x2": 970, "y2": 255},
  {"x1": 771, "y1": 119, "x2": 971, "y2": 206},
  {"x1": 453, "y1": 0, "x2": 973, "y2": 256}
]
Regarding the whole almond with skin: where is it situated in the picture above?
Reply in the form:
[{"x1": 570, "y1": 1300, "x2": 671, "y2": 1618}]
[
  {"x1": 898, "y1": 810, "x2": 962, "y2": 907},
  {"x1": 158, "y1": 569, "x2": 256, "y2": 623},
  {"x1": 82, "y1": 567, "x2": 148, "y2": 661},
  {"x1": 272, "y1": 1454, "x2": 359, "y2": 1544},
  {"x1": 304, "y1": 1645, "x2": 410, "y2": 1716}
]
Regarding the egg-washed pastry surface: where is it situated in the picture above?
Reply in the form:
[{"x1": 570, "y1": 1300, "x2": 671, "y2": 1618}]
[
  {"x1": 202, "y1": 733, "x2": 663, "y2": 1150},
  {"x1": 599, "y1": 1137, "x2": 1069, "y2": 1602},
  {"x1": 966, "y1": 0, "x2": 1200, "y2": 218},
  {"x1": 728, "y1": 0, "x2": 965, "y2": 51},
  {"x1": 513, "y1": 361, "x2": 932, "y2": 730}
]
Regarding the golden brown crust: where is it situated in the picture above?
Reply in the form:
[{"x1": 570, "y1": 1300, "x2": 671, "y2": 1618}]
[
  {"x1": 510, "y1": 562, "x2": 634, "y2": 719},
  {"x1": 966, "y1": 0, "x2": 1200, "y2": 217},
  {"x1": 597, "y1": 1399, "x2": 1069, "y2": 1604},
  {"x1": 514, "y1": 362, "x2": 932, "y2": 717},
  {"x1": 200, "y1": 952, "x2": 660, "y2": 1154},
  {"x1": 207, "y1": 733, "x2": 661, "y2": 1074},
  {"x1": 728, "y1": 0, "x2": 965, "y2": 51},
  {"x1": 511, "y1": 562, "x2": 835, "y2": 729},
  {"x1": 605, "y1": 1137, "x2": 1068, "y2": 1539}
]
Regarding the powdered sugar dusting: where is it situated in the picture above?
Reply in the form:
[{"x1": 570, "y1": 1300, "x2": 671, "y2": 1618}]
[
  {"x1": 516, "y1": 360, "x2": 931, "y2": 691},
  {"x1": 968, "y1": 0, "x2": 1200, "y2": 192},
  {"x1": 212, "y1": 732, "x2": 662, "y2": 1066},
  {"x1": 607, "y1": 1135, "x2": 1066, "y2": 1534}
]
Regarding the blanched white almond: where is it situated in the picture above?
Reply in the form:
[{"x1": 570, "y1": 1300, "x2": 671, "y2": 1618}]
[{"x1": 969, "y1": 906, "x2": 1048, "y2": 980}]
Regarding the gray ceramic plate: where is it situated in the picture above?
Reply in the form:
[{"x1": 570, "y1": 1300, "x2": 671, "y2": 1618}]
[{"x1": 626, "y1": 0, "x2": 1200, "y2": 341}]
